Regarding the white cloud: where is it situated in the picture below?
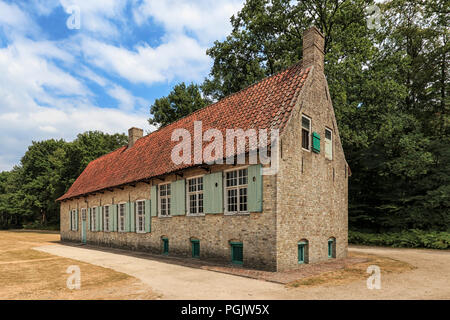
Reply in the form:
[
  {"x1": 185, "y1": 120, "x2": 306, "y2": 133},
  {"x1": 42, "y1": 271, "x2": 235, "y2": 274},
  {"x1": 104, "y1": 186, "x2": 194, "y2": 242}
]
[
  {"x1": 0, "y1": 0, "x2": 40, "y2": 36},
  {"x1": 59, "y1": 0, "x2": 128, "y2": 38},
  {"x1": 81, "y1": 34, "x2": 210, "y2": 84},
  {"x1": 0, "y1": 0, "x2": 244, "y2": 171},
  {"x1": 133, "y1": 0, "x2": 244, "y2": 43},
  {"x1": 107, "y1": 84, "x2": 148, "y2": 112}
]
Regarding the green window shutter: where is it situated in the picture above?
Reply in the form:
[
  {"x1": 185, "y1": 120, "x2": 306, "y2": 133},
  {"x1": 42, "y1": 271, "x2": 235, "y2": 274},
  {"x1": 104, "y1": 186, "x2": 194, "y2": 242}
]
[
  {"x1": 75, "y1": 209, "x2": 78, "y2": 231},
  {"x1": 248, "y1": 164, "x2": 263, "y2": 212},
  {"x1": 87, "y1": 208, "x2": 91, "y2": 231},
  {"x1": 129, "y1": 202, "x2": 135, "y2": 232},
  {"x1": 171, "y1": 179, "x2": 186, "y2": 216},
  {"x1": 312, "y1": 132, "x2": 320, "y2": 153},
  {"x1": 68, "y1": 210, "x2": 71, "y2": 230},
  {"x1": 98, "y1": 206, "x2": 103, "y2": 231},
  {"x1": 145, "y1": 200, "x2": 151, "y2": 233},
  {"x1": 125, "y1": 202, "x2": 130, "y2": 232},
  {"x1": 231, "y1": 242, "x2": 243, "y2": 265},
  {"x1": 204, "y1": 172, "x2": 223, "y2": 214},
  {"x1": 151, "y1": 185, "x2": 158, "y2": 217}
]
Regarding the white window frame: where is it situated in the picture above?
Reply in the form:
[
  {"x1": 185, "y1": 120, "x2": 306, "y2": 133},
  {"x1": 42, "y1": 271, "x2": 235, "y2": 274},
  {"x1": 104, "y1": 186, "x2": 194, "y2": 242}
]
[
  {"x1": 325, "y1": 127, "x2": 333, "y2": 160},
  {"x1": 71, "y1": 209, "x2": 77, "y2": 231},
  {"x1": 91, "y1": 207, "x2": 97, "y2": 232},
  {"x1": 158, "y1": 183, "x2": 171, "y2": 217},
  {"x1": 224, "y1": 166, "x2": 249, "y2": 215},
  {"x1": 301, "y1": 114, "x2": 311, "y2": 152},
  {"x1": 118, "y1": 202, "x2": 126, "y2": 232},
  {"x1": 187, "y1": 175, "x2": 205, "y2": 216},
  {"x1": 103, "y1": 205, "x2": 110, "y2": 232},
  {"x1": 135, "y1": 199, "x2": 146, "y2": 233}
]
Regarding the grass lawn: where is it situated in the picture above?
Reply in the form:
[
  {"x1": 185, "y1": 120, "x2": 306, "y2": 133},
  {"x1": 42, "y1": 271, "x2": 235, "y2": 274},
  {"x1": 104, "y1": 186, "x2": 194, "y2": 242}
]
[{"x1": 0, "y1": 230, "x2": 160, "y2": 300}]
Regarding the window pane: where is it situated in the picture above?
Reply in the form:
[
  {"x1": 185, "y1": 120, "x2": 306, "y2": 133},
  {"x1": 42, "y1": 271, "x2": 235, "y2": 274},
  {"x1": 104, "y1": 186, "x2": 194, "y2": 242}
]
[
  {"x1": 239, "y1": 169, "x2": 248, "y2": 185},
  {"x1": 302, "y1": 129, "x2": 309, "y2": 149},
  {"x1": 239, "y1": 187, "x2": 248, "y2": 212},
  {"x1": 227, "y1": 189, "x2": 237, "y2": 212},
  {"x1": 302, "y1": 116, "x2": 310, "y2": 129},
  {"x1": 325, "y1": 129, "x2": 332, "y2": 140},
  {"x1": 198, "y1": 193, "x2": 203, "y2": 213}
]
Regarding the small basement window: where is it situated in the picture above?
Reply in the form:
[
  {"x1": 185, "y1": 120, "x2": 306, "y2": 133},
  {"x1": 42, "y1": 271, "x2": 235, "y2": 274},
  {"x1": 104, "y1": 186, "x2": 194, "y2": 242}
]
[
  {"x1": 230, "y1": 242, "x2": 243, "y2": 265},
  {"x1": 302, "y1": 115, "x2": 311, "y2": 151},
  {"x1": 328, "y1": 238, "x2": 336, "y2": 258},
  {"x1": 298, "y1": 240, "x2": 309, "y2": 264},
  {"x1": 191, "y1": 239, "x2": 200, "y2": 258},
  {"x1": 162, "y1": 238, "x2": 169, "y2": 255}
]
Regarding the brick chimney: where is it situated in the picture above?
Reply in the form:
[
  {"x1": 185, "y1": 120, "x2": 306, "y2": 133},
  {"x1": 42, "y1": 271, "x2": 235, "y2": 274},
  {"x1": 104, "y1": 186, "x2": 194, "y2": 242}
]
[
  {"x1": 302, "y1": 26, "x2": 325, "y2": 72},
  {"x1": 128, "y1": 127, "x2": 143, "y2": 148}
]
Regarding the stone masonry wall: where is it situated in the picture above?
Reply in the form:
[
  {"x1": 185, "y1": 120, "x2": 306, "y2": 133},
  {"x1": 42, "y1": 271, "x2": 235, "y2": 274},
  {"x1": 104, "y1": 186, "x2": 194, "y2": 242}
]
[
  {"x1": 60, "y1": 164, "x2": 278, "y2": 271},
  {"x1": 275, "y1": 65, "x2": 349, "y2": 271}
]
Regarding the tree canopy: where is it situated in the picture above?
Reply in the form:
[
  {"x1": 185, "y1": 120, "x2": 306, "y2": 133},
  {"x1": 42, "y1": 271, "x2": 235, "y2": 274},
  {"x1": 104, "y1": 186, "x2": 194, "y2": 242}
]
[
  {"x1": 0, "y1": 131, "x2": 127, "y2": 229},
  {"x1": 148, "y1": 0, "x2": 449, "y2": 231}
]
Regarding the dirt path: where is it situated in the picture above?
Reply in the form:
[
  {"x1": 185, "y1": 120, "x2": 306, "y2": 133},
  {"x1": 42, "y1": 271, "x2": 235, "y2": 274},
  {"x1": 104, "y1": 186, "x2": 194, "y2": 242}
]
[{"x1": 35, "y1": 244, "x2": 450, "y2": 299}]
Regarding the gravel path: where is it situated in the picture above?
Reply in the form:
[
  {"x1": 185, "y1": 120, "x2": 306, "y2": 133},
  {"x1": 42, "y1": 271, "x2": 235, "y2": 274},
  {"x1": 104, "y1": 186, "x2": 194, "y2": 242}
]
[{"x1": 34, "y1": 244, "x2": 450, "y2": 300}]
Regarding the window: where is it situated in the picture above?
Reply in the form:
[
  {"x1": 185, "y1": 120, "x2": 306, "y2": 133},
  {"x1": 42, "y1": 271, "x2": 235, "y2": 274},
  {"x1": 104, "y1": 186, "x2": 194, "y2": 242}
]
[
  {"x1": 81, "y1": 208, "x2": 86, "y2": 222},
  {"x1": 298, "y1": 240, "x2": 309, "y2": 264},
  {"x1": 118, "y1": 203, "x2": 126, "y2": 232},
  {"x1": 162, "y1": 238, "x2": 169, "y2": 254},
  {"x1": 71, "y1": 210, "x2": 77, "y2": 231},
  {"x1": 91, "y1": 207, "x2": 96, "y2": 231},
  {"x1": 325, "y1": 128, "x2": 333, "y2": 160},
  {"x1": 302, "y1": 115, "x2": 311, "y2": 150},
  {"x1": 328, "y1": 238, "x2": 336, "y2": 258},
  {"x1": 136, "y1": 200, "x2": 145, "y2": 233},
  {"x1": 191, "y1": 239, "x2": 200, "y2": 258},
  {"x1": 230, "y1": 242, "x2": 243, "y2": 265},
  {"x1": 159, "y1": 183, "x2": 171, "y2": 217},
  {"x1": 188, "y1": 177, "x2": 204, "y2": 215},
  {"x1": 225, "y1": 168, "x2": 248, "y2": 214},
  {"x1": 104, "y1": 206, "x2": 110, "y2": 232}
]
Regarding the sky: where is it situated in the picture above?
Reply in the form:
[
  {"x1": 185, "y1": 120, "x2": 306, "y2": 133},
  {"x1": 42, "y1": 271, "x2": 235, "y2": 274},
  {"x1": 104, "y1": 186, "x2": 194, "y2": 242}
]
[{"x1": 0, "y1": 0, "x2": 244, "y2": 171}]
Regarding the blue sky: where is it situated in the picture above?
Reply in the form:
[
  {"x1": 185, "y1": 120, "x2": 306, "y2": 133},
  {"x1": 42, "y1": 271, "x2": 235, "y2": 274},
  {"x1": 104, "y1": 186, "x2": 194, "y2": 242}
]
[{"x1": 0, "y1": 0, "x2": 244, "y2": 171}]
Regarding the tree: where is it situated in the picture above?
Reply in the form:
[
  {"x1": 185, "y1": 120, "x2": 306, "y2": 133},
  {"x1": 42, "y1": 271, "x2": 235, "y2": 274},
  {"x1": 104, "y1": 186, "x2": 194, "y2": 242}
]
[{"x1": 148, "y1": 82, "x2": 210, "y2": 128}]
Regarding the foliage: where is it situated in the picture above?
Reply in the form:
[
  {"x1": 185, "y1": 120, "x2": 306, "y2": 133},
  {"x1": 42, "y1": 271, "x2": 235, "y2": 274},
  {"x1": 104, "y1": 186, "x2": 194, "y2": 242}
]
[
  {"x1": 349, "y1": 230, "x2": 450, "y2": 249},
  {"x1": 0, "y1": 131, "x2": 127, "y2": 229},
  {"x1": 148, "y1": 82, "x2": 210, "y2": 128}
]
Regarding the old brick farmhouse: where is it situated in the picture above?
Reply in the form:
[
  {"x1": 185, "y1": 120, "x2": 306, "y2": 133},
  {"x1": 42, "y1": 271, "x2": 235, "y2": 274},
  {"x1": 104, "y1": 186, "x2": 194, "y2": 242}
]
[{"x1": 57, "y1": 27, "x2": 349, "y2": 271}]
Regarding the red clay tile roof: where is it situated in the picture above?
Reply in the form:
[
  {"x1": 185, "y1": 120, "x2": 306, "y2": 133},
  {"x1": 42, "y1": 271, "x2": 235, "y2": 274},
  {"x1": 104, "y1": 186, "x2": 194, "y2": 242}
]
[{"x1": 57, "y1": 63, "x2": 310, "y2": 201}]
